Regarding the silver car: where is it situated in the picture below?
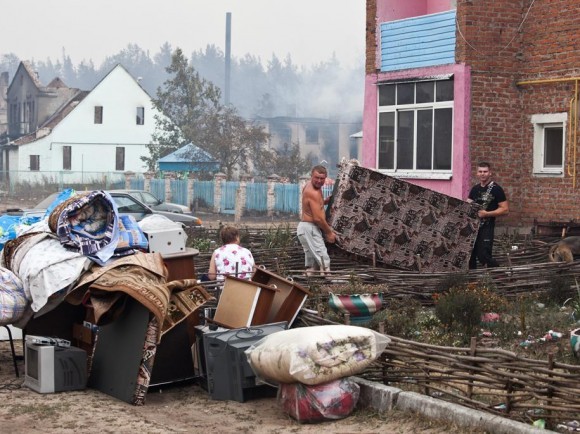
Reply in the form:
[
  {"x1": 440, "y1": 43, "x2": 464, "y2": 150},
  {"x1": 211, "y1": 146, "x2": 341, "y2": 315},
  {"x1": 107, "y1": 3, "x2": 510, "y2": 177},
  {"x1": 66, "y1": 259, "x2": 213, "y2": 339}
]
[
  {"x1": 8, "y1": 191, "x2": 203, "y2": 227},
  {"x1": 108, "y1": 189, "x2": 191, "y2": 214}
]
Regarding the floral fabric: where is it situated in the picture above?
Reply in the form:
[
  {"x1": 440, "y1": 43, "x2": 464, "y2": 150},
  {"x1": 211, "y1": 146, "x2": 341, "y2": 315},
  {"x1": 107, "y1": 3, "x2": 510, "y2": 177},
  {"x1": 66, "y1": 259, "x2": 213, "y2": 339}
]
[{"x1": 213, "y1": 243, "x2": 254, "y2": 281}]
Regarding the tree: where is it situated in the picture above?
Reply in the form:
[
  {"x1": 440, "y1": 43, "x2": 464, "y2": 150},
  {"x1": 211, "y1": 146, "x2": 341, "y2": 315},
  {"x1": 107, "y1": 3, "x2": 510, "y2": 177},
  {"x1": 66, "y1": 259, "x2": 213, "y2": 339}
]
[
  {"x1": 202, "y1": 105, "x2": 269, "y2": 179},
  {"x1": 145, "y1": 47, "x2": 270, "y2": 179},
  {"x1": 254, "y1": 142, "x2": 313, "y2": 182},
  {"x1": 142, "y1": 48, "x2": 221, "y2": 171}
]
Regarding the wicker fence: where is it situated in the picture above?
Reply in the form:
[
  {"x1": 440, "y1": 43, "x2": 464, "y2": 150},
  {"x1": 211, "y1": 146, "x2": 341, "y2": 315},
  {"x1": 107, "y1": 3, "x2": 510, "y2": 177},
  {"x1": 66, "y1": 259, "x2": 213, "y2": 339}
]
[{"x1": 192, "y1": 229, "x2": 580, "y2": 428}]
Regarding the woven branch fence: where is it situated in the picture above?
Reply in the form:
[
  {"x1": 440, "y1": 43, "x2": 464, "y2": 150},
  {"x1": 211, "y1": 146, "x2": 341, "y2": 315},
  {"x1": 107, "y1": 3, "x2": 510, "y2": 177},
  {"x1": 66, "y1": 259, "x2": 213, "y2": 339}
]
[
  {"x1": 298, "y1": 310, "x2": 580, "y2": 428},
  {"x1": 192, "y1": 227, "x2": 580, "y2": 427}
]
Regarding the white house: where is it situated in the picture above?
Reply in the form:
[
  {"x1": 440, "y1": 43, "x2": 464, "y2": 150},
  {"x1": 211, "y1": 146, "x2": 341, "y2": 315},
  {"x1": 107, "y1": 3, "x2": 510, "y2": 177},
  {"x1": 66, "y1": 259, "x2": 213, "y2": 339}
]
[{"x1": 1, "y1": 63, "x2": 159, "y2": 184}]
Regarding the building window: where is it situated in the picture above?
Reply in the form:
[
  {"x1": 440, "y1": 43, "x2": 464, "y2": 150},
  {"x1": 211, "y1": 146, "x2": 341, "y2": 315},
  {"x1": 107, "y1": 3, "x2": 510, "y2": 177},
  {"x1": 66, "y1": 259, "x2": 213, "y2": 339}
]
[
  {"x1": 115, "y1": 147, "x2": 125, "y2": 171},
  {"x1": 279, "y1": 127, "x2": 292, "y2": 144},
  {"x1": 136, "y1": 107, "x2": 145, "y2": 125},
  {"x1": 531, "y1": 113, "x2": 567, "y2": 176},
  {"x1": 30, "y1": 155, "x2": 40, "y2": 171},
  {"x1": 63, "y1": 146, "x2": 72, "y2": 170},
  {"x1": 306, "y1": 126, "x2": 319, "y2": 144},
  {"x1": 377, "y1": 79, "x2": 454, "y2": 176},
  {"x1": 94, "y1": 106, "x2": 103, "y2": 124}
]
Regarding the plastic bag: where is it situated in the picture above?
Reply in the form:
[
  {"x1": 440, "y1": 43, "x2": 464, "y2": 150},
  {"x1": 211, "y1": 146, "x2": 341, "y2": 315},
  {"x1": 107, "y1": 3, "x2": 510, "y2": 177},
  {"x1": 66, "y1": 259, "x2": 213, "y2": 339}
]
[
  {"x1": 278, "y1": 378, "x2": 360, "y2": 423},
  {"x1": 0, "y1": 215, "x2": 23, "y2": 251},
  {"x1": 245, "y1": 325, "x2": 391, "y2": 385},
  {"x1": 44, "y1": 188, "x2": 77, "y2": 217}
]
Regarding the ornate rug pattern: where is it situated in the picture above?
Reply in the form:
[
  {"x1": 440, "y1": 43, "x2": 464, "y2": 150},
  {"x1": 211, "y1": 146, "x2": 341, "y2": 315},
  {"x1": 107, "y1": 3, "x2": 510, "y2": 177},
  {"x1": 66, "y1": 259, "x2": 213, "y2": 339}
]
[{"x1": 327, "y1": 162, "x2": 480, "y2": 272}]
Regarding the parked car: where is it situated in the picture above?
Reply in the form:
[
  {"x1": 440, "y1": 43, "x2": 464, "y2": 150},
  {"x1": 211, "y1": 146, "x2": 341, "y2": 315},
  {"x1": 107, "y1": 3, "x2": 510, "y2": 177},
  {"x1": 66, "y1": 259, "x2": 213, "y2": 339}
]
[
  {"x1": 107, "y1": 189, "x2": 191, "y2": 214},
  {"x1": 5, "y1": 191, "x2": 203, "y2": 227}
]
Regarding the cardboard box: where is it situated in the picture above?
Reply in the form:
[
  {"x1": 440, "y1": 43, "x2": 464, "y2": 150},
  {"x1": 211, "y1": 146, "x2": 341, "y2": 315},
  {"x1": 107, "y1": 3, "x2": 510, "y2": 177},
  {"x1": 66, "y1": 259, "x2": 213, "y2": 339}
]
[{"x1": 145, "y1": 228, "x2": 186, "y2": 254}]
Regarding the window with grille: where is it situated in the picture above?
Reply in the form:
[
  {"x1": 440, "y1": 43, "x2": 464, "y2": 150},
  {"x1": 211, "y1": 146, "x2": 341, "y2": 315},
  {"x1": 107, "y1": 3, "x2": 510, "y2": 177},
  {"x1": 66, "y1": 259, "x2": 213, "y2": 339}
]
[{"x1": 531, "y1": 113, "x2": 567, "y2": 176}]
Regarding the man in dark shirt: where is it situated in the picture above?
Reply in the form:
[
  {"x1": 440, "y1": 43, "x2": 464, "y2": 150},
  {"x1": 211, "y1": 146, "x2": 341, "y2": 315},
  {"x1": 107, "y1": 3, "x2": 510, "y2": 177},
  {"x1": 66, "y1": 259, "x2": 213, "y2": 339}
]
[{"x1": 467, "y1": 162, "x2": 509, "y2": 269}]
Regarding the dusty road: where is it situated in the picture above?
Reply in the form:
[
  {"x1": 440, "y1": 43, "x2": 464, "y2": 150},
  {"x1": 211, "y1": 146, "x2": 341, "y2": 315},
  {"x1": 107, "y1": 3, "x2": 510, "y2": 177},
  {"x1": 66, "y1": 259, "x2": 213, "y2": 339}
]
[{"x1": 0, "y1": 342, "x2": 483, "y2": 434}]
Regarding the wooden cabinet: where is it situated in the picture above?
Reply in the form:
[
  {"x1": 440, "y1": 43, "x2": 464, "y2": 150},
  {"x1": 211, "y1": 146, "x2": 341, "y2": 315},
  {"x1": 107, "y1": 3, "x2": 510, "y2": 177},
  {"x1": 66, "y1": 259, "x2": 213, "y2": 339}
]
[
  {"x1": 161, "y1": 247, "x2": 199, "y2": 281},
  {"x1": 212, "y1": 276, "x2": 278, "y2": 329},
  {"x1": 251, "y1": 267, "x2": 311, "y2": 326}
]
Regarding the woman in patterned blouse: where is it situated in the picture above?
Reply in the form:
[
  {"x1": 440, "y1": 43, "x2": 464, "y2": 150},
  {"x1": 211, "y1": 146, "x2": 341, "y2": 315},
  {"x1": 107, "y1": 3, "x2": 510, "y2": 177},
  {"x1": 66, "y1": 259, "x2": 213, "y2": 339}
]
[{"x1": 207, "y1": 225, "x2": 255, "y2": 281}]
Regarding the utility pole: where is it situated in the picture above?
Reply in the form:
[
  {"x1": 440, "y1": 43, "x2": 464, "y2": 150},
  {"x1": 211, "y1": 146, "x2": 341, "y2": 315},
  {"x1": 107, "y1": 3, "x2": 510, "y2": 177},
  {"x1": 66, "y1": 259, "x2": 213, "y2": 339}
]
[{"x1": 225, "y1": 12, "x2": 231, "y2": 106}]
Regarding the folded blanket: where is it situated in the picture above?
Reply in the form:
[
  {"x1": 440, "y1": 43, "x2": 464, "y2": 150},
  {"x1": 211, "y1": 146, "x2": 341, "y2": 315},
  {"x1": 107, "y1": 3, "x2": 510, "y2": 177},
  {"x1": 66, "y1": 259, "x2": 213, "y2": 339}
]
[
  {"x1": 245, "y1": 325, "x2": 391, "y2": 385},
  {"x1": 11, "y1": 235, "x2": 90, "y2": 312},
  {"x1": 49, "y1": 190, "x2": 120, "y2": 263},
  {"x1": 116, "y1": 214, "x2": 148, "y2": 253}
]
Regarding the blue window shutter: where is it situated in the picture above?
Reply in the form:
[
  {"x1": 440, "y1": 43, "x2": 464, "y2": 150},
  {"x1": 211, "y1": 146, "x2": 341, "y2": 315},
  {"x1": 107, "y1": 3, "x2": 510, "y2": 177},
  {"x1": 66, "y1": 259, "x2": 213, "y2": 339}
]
[{"x1": 380, "y1": 10, "x2": 456, "y2": 72}]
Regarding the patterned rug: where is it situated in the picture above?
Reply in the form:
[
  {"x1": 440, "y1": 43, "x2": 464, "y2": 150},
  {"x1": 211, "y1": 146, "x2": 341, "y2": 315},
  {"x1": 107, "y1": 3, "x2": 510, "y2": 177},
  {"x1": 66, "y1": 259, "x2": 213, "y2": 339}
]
[
  {"x1": 162, "y1": 280, "x2": 215, "y2": 335},
  {"x1": 327, "y1": 161, "x2": 480, "y2": 272},
  {"x1": 67, "y1": 252, "x2": 170, "y2": 342}
]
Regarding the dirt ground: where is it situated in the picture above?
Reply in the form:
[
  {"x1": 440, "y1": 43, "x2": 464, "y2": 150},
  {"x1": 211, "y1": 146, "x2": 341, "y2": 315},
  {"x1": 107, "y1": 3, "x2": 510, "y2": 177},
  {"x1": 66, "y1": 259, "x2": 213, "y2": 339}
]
[
  {"x1": 0, "y1": 341, "x2": 486, "y2": 434},
  {"x1": 0, "y1": 206, "x2": 485, "y2": 433}
]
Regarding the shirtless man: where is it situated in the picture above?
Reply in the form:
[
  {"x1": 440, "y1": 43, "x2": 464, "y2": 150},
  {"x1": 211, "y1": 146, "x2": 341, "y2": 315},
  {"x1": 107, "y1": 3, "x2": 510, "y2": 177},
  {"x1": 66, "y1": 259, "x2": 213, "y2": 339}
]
[{"x1": 297, "y1": 165, "x2": 336, "y2": 275}]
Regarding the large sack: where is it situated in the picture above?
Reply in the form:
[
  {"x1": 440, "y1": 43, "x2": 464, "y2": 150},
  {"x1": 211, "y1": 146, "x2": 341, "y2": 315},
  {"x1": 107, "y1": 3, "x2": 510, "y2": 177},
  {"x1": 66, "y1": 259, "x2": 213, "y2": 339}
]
[
  {"x1": 278, "y1": 378, "x2": 360, "y2": 423},
  {"x1": 0, "y1": 266, "x2": 28, "y2": 325},
  {"x1": 245, "y1": 324, "x2": 390, "y2": 385}
]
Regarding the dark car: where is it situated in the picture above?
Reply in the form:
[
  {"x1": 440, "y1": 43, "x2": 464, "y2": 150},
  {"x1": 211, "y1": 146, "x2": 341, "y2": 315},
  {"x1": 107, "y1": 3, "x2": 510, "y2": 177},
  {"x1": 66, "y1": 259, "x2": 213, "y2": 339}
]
[
  {"x1": 7, "y1": 191, "x2": 203, "y2": 227},
  {"x1": 108, "y1": 189, "x2": 191, "y2": 214}
]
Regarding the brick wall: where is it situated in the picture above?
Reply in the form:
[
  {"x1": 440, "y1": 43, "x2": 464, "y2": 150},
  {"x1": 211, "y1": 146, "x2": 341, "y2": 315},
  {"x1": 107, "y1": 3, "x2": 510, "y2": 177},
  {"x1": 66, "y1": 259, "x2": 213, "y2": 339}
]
[
  {"x1": 366, "y1": 0, "x2": 377, "y2": 74},
  {"x1": 457, "y1": 0, "x2": 580, "y2": 228}
]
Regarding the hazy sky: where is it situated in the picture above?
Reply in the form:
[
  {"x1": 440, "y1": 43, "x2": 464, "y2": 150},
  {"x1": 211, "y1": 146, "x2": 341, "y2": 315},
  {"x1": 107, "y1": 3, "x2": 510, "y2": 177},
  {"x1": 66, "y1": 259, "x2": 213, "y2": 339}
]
[{"x1": 2, "y1": 0, "x2": 366, "y2": 68}]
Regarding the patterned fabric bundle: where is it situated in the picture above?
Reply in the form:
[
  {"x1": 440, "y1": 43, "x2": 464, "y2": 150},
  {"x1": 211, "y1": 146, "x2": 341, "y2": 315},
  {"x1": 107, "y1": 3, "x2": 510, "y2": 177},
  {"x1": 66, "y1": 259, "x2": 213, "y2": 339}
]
[
  {"x1": 278, "y1": 378, "x2": 360, "y2": 423},
  {"x1": 48, "y1": 190, "x2": 119, "y2": 263},
  {"x1": 0, "y1": 266, "x2": 28, "y2": 325},
  {"x1": 66, "y1": 252, "x2": 169, "y2": 342},
  {"x1": 328, "y1": 292, "x2": 383, "y2": 324},
  {"x1": 1, "y1": 232, "x2": 89, "y2": 313},
  {"x1": 162, "y1": 280, "x2": 215, "y2": 335}
]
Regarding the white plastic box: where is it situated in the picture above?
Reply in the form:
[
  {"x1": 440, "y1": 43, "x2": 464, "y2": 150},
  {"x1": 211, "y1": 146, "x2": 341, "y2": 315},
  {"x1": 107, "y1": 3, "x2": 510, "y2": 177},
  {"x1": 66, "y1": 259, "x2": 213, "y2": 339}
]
[{"x1": 144, "y1": 228, "x2": 186, "y2": 254}]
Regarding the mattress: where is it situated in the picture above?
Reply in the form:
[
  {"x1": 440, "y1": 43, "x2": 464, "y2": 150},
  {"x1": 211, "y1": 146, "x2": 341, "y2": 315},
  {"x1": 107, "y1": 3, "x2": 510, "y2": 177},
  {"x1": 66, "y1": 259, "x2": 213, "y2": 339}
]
[{"x1": 327, "y1": 161, "x2": 480, "y2": 272}]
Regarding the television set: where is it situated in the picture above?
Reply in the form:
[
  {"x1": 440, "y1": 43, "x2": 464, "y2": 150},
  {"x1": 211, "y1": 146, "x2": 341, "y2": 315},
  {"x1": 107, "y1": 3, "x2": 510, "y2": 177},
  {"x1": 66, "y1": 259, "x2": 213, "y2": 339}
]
[
  {"x1": 23, "y1": 339, "x2": 88, "y2": 394},
  {"x1": 202, "y1": 321, "x2": 288, "y2": 402}
]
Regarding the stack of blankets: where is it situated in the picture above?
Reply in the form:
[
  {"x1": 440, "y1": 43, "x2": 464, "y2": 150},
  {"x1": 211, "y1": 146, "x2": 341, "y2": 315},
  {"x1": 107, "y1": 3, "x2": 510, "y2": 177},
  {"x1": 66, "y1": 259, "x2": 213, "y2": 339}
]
[{"x1": 0, "y1": 190, "x2": 164, "y2": 332}]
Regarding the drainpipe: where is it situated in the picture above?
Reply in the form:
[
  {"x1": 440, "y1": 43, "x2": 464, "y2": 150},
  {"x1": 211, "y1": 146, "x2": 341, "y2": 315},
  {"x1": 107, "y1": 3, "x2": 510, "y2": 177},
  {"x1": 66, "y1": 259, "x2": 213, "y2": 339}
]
[{"x1": 516, "y1": 77, "x2": 580, "y2": 188}]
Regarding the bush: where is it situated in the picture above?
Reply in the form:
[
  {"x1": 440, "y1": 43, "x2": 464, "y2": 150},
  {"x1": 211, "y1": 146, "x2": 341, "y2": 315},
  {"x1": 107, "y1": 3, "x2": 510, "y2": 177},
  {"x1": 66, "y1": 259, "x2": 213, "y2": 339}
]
[
  {"x1": 369, "y1": 297, "x2": 421, "y2": 338},
  {"x1": 435, "y1": 288, "x2": 482, "y2": 339},
  {"x1": 544, "y1": 273, "x2": 575, "y2": 306}
]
